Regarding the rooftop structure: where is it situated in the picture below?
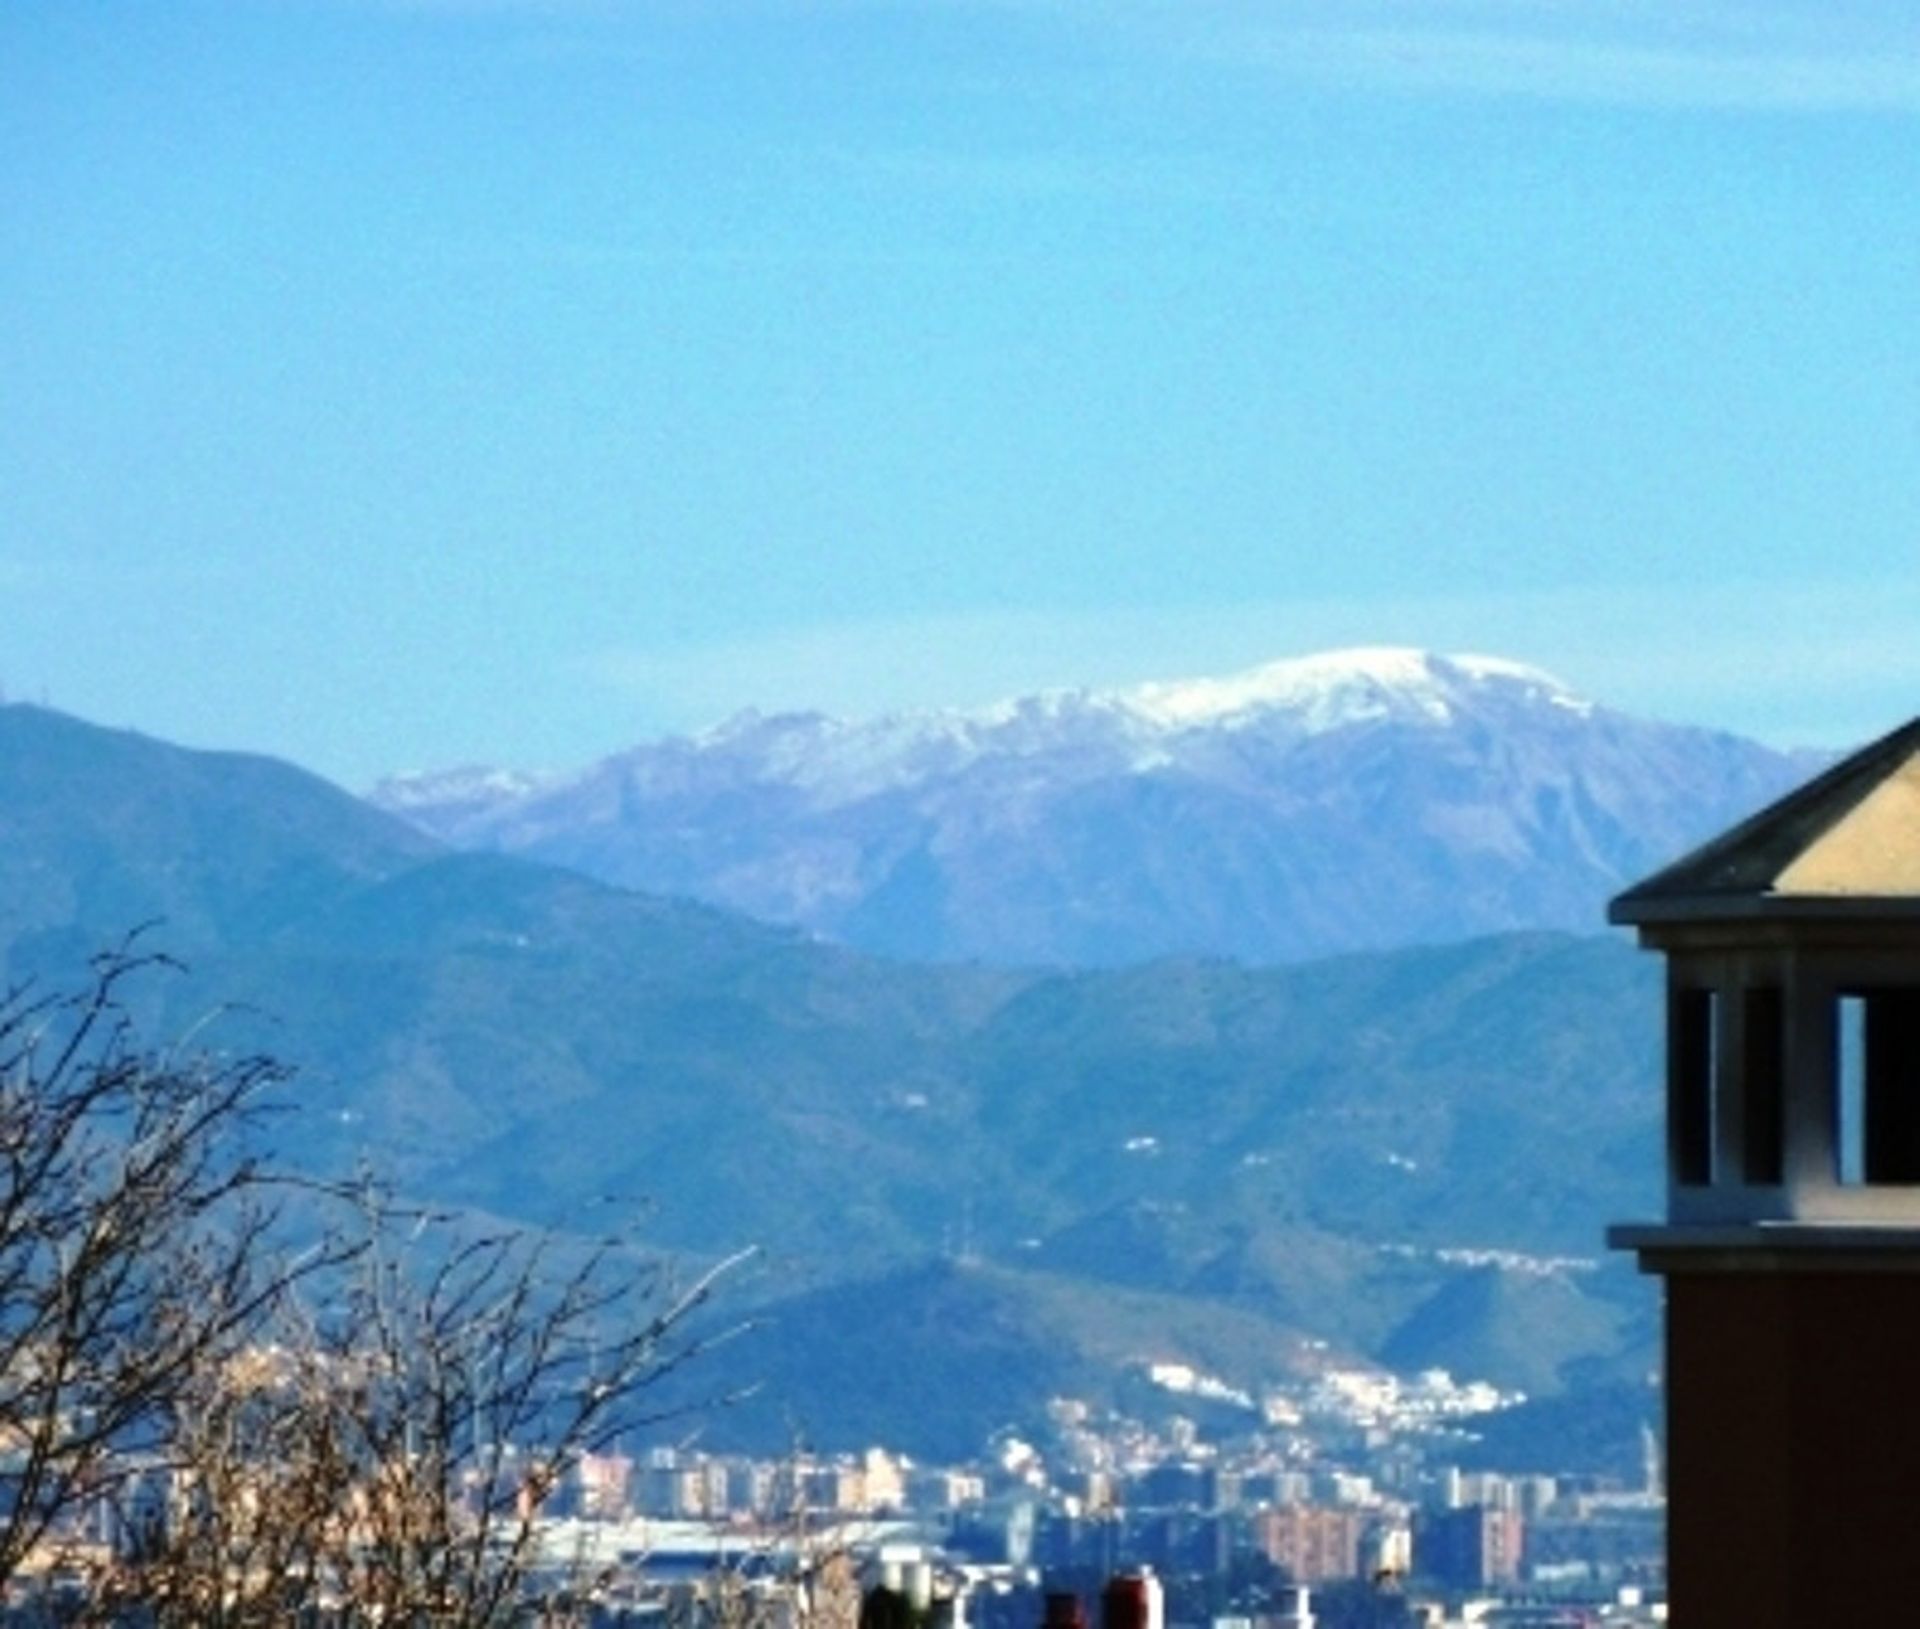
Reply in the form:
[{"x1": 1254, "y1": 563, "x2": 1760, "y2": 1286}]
[
  {"x1": 1612, "y1": 717, "x2": 1920, "y2": 1232},
  {"x1": 1610, "y1": 717, "x2": 1920, "y2": 1627}
]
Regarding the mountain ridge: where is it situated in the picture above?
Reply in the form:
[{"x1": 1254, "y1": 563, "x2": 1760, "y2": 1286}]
[
  {"x1": 375, "y1": 648, "x2": 1601, "y2": 812},
  {"x1": 371, "y1": 647, "x2": 1819, "y2": 967}
]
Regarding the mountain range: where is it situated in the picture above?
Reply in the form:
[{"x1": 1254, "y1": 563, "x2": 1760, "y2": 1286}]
[
  {"x1": 1, "y1": 655, "x2": 1813, "y2": 1460},
  {"x1": 374, "y1": 648, "x2": 1817, "y2": 966}
]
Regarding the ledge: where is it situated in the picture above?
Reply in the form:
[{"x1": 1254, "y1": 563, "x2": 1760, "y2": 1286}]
[{"x1": 1611, "y1": 1221, "x2": 1920, "y2": 1272}]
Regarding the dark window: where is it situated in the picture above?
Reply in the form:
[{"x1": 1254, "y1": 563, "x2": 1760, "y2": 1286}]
[
  {"x1": 1836, "y1": 990, "x2": 1920, "y2": 1184},
  {"x1": 1742, "y1": 986, "x2": 1784, "y2": 1186},
  {"x1": 1865, "y1": 988, "x2": 1920, "y2": 1184},
  {"x1": 1670, "y1": 988, "x2": 1715, "y2": 1186}
]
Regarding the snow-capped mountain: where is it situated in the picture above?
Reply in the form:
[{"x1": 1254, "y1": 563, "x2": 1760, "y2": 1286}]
[
  {"x1": 371, "y1": 648, "x2": 1820, "y2": 966},
  {"x1": 1114, "y1": 646, "x2": 1587, "y2": 732}
]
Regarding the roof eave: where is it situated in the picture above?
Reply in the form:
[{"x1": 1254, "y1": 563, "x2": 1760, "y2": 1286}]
[{"x1": 1610, "y1": 892, "x2": 1920, "y2": 927}]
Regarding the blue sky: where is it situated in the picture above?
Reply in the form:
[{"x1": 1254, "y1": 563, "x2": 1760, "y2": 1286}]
[{"x1": 3, "y1": 0, "x2": 1917, "y2": 784}]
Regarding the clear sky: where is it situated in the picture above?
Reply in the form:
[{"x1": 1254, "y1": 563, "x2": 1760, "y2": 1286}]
[{"x1": 3, "y1": 0, "x2": 1917, "y2": 786}]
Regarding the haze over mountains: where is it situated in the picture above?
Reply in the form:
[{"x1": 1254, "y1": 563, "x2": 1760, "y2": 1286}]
[
  {"x1": 375, "y1": 648, "x2": 1817, "y2": 966},
  {"x1": 0, "y1": 656, "x2": 1826, "y2": 1458}
]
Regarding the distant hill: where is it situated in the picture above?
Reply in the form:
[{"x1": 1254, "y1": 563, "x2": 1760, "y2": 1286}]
[
  {"x1": 1378, "y1": 1263, "x2": 1637, "y2": 1397},
  {"x1": 678, "y1": 1257, "x2": 1338, "y2": 1462},
  {"x1": 0, "y1": 704, "x2": 437, "y2": 973},
  {"x1": 373, "y1": 648, "x2": 1818, "y2": 966},
  {"x1": 0, "y1": 700, "x2": 1677, "y2": 1450},
  {"x1": 1455, "y1": 1380, "x2": 1663, "y2": 1483}
]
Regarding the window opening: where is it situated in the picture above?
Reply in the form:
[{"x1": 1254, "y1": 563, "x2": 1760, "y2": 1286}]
[
  {"x1": 1671, "y1": 988, "x2": 1715, "y2": 1186},
  {"x1": 1742, "y1": 986, "x2": 1784, "y2": 1186},
  {"x1": 1864, "y1": 988, "x2": 1920, "y2": 1184}
]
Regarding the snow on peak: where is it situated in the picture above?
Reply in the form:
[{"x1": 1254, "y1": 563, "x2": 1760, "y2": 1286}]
[
  {"x1": 1109, "y1": 647, "x2": 1586, "y2": 733},
  {"x1": 372, "y1": 646, "x2": 1597, "y2": 828},
  {"x1": 371, "y1": 763, "x2": 550, "y2": 809},
  {"x1": 1449, "y1": 652, "x2": 1577, "y2": 691},
  {"x1": 677, "y1": 648, "x2": 1594, "y2": 800}
]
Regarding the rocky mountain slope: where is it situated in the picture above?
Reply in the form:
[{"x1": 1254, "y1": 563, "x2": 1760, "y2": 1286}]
[{"x1": 374, "y1": 648, "x2": 1815, "y2": 966}]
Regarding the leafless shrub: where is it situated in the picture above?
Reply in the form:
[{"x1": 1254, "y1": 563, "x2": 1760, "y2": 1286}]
[
  {"x1": 117, "y1": 1199, "x2": 753, "y2": 1627},
  {"x1": 0, "y1": 943, "x2": 752, "y2": 1628},
  {"x1": 287, "y1": 1188, "x2": 754, "y2": 1627},
  {"x1": 0, "y1": 940, "x2": 321, "y2": 1596}
]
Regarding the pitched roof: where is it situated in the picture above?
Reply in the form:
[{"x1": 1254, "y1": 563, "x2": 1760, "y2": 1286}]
[{"x1": 1611, "y1": 718, "x2": 1920, "y2": 924}]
